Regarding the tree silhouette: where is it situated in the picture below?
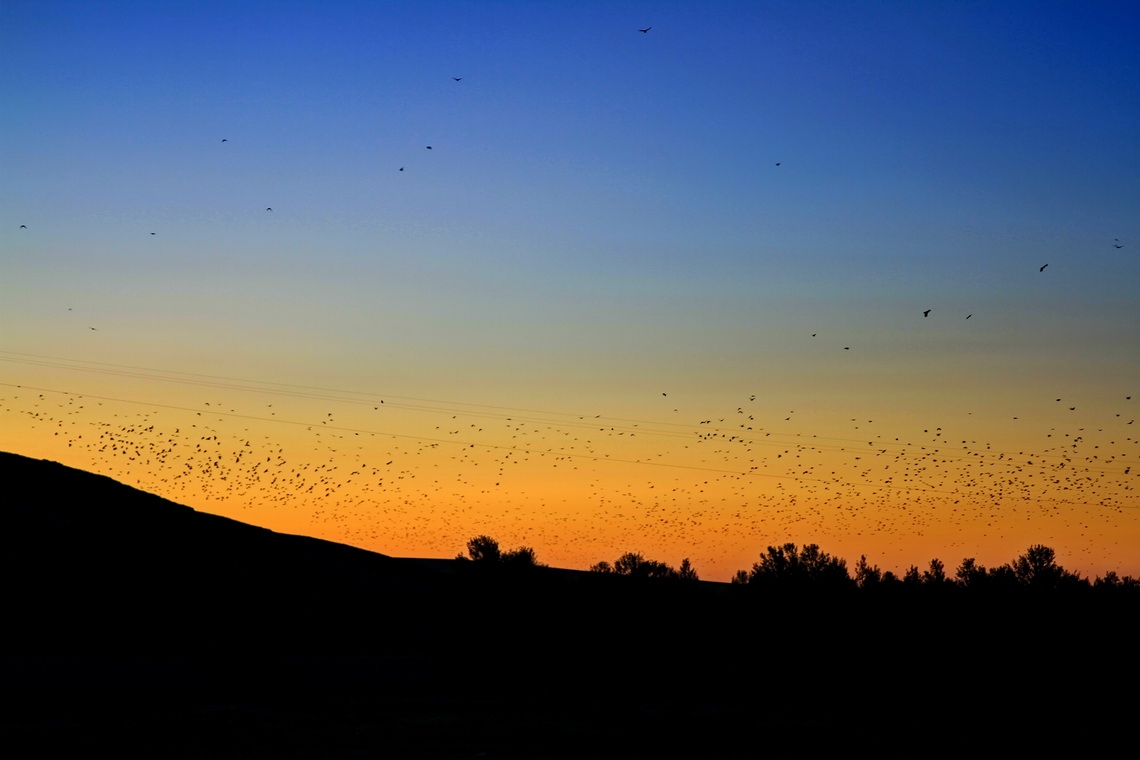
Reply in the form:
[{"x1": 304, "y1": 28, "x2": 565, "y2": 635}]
[
  {"x1": 466, "y1": 535, "x2": 501, "y2": 563},
  {"x1": 921, "y1": 558, "x2": 948, "y2": 585},
  {"x1": 955, "y1": 557, "x2": 988, "y2": 589},
  {"x1": 612, "y1": 552, "x2": 677, "y2": 579},
  {"x1": 1012, "y1": 544, "x2": 1078, "y2": 590},
  {"x1": 854, "y1": 555, "x2": 883, "y2": 589},
  {"x1": 501, "y1": 545, "x2": 542, "y2": 568},
  {"x1": 677, "y1": 558, "x2": 699, "y2": 582},
  {"x1": 741, "y1": 543, "x2": 852, "y2": 590}
]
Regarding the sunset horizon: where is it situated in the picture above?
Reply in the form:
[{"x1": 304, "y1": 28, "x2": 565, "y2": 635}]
[{"x1": 4, "y1": 1, "x2": 1138, "y2": 583}]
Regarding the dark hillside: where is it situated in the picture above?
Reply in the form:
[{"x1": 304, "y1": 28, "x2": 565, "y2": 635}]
[{"x1": 2, "y1": 451, "x2": 1135, "y2": 758}]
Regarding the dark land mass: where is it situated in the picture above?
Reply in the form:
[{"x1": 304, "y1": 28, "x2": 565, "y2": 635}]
[{"x1": 2, "y1": 451, "x2": 1136, "y2": 758}]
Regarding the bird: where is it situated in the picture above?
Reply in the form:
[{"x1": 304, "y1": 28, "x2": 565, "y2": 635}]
[
  {"x1": 639, "y1": 27, "x2": 651, "y2": 33},
  {"x1": 266, "y1": 207, "x2": 273, "y2": 212},
  {"x1": 399, "y1": 167, "x2": 404, "y2": 171},
  {"x1": 1114, "y1": 239, "x2": 1124, "y2": 249},
  {"x1": 221, "y1": 138, "x2": 228, "y2": 142},
  {"x1": 1039, "y1": 264, "x2": 1048, "y2": 272},
  {"x1": 966, "y1": 314, "x2": 972, "y2": 319},
  {"x1": 19, "y1": 225, "x2": 26, "y2": 229},
  {"x1": 775, "y1": 162, "x2": 781, "y2": 166},
  {"x1": 923, "y1": 309, "x2": 931, "y2": 318},
  {"x1": 150, "y1": 232, "x2": 156, "y2": 235},
  {"x1": 453, "y1": 77, "x2": 462, "y2": 82},
  {"x1": 426, "y1": 146, "x2": 432, "y2": 150}
]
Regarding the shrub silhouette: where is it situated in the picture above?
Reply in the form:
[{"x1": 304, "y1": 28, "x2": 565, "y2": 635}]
[
  {"x1": 590, "y1": 552, "x2": 693, "y2": 580},
  {"x1": 460, "y1": 536, "x2": 544, "y2": 568},
  {"x1": 465, "y1": 535, "x2": 501, "y2": 563}
]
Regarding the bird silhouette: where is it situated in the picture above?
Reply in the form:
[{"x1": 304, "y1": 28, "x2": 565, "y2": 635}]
[
  {"x1": 221, "y1": 138, "x2": 227, "y2": 142},
  {"x1": 923, "y1": 309, "x2": 931, "y2": 318},
  {"x1": 399, "y1": 167, "x2": 404, "y2": 171},
  {"x1": 1114, "y1": 239, "x2": 1124, "y2": 249},
  {"x1": 775, "y1": 162, "x2": 781, "y2": 166},
  {"x1": 20, "y1": 225, "x2": 27, "y2": 229},
  {"x1": 453, "y1": 77, "x2": 462, "y2": 82},
  {"x1": 267, "y1": 208, "x2": 273, "y2": 212},
  {"x1": 1039, "y1": 264, "x2": 1048, "y2": 272},
  {"x1": 426, "y1": 146, "x2": 432, "y2": 150},
  {"x1": 639, "y1": 27, "x2": 651, "y2": 33},
  {"x1": 966, "y1": 314, "x2": 972, "y2": 319}
]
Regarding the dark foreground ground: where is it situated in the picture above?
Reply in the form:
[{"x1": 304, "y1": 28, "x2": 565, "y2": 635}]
[{"x1": 2, "y1": 452, "x2": 1135, "y2": 758}]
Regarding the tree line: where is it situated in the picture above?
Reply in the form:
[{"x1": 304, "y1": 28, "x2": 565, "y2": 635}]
[{"x1": 458, "y1": 535, "x2": 1139, "y2": 594}]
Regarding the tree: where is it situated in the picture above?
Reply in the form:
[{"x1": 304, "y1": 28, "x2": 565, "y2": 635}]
[
  {"x1": 466, "y1": 535, "x2": 501, "y2": 563},
  {"x1": 677, "y1": 558, "x2": 699, "y2": 582},
  {"x1": 501, "y1": 545, "x2": 542, "y2": 568},
  {"x1": 743, "y1": 543, "x2": 852, "y2": 590},
  {"x1": 955, "y1": 557, "x2": 987, "y2": 589},
  {"x1": 1011, "y1": 544, "x2": 1081, "y2": 590},
  {"x1": 921, "y1": 558, "x2": 948, "y2": 585},
  {"x1": 854, "y1": 555, "x2": 883, "y2": 589}
]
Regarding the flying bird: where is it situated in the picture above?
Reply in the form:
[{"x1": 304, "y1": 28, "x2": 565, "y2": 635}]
[
  {"x1": 150, "y1": 232, "x2": 156, "y2": 235},
  {"x1": 923, "y1": 309, "x2": 931, "y2": 318},
  {"x1": 453, "y1": 77, "x2": 462, "y2": 82},
  {"x1": 639, "y1": 27, "x2": 651, "y2": 33},
  {"x1": 19, "y1": 225, "x2": 26, "y2": 229},
  {"x1": 399, "y1": 167, "x2": 404, "y2": 171},
  {"x1": 966, "y1": 314, "x2": 972, "y2": 319},
  {"x1": 267, "y1": 207, "x2": 273, "y2": 212},
  {"x1": 426, "y1": 146, "x2": 432, "y2": 150},
  {"x1": 1114, "y1": 239, "x2": 1124, "y2": 249},
  {"x1": 221, "y1": 138, "x2": 227, "y2": 142},
  {"x1": 1039, "y1": 264, "x2": 1048, "y2": 272}
]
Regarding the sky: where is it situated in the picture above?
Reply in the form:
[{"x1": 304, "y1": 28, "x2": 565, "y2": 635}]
[{"x1": 3, "y1": 1, "x2": 1139, "y2": 581}]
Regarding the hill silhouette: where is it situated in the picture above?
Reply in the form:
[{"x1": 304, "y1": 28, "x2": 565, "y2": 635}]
[{"x1": 2, "y1": 451, "x2": 1135, "y2": 758}]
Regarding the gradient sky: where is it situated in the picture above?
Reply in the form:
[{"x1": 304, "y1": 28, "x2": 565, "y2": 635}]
[{"x1": 3, "y1": 1, "x2": 1139, "y2": 580}]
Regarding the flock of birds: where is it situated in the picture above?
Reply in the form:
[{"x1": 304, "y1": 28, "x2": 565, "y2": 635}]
[
  {"x1": 2, "y1": 356, "x2": 1135, "y2": 578},
  {"x1": 5, "y1": 25, "x2": 1137, "y2": 579}
]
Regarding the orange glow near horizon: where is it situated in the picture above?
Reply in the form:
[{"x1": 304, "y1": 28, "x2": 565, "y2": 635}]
[{"x1": 3, "y1": 353, "x2": 1137, "y2": 582}]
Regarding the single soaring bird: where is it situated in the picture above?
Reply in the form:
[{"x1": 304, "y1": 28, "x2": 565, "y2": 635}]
[
  {"x1": 923, "y1": 309, "x2": 931, "y2": 318},
  {"x1": 453, "y1": 77, "x2": 462, "y2": 81},
  {"x1": 1039, "y1": 264, "x2": 1048, "y2": 272},
  {"x1": 426, "y1": 146, "x2": 432, "y2": 150},
  {"x1": 1114, "y1": 239, "x2": 1124, "y2": 249},
  {"x1": 267, "y1": 207, "x2": 273, "y2": 212},
  {"x1": 20, "y1": 225, "x2": 27, "y2": 229},
  {"x1": 639, "y1": 27, "x2": 651, "y2": 33},
  {"x1": 221, "y1": 138, "x2": 228, "y2": 142},
  {"x1": 966, "y1": 314, "x2": 972, "y2": 319},
  {"x1": 399, "y1": 167, "x2": 404, "y2": 171}
]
